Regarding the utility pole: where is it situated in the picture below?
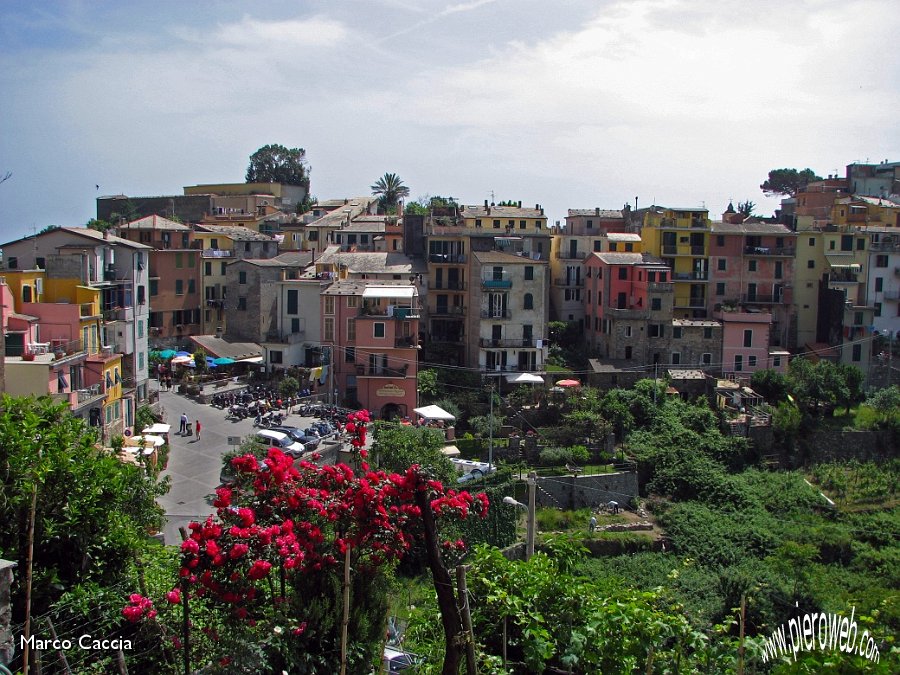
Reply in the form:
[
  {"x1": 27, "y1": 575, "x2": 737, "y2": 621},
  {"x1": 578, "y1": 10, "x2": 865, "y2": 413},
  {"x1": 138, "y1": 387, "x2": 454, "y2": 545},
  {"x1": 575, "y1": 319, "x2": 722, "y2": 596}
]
[{"x1": 488, "y1": 381, "x2": 494, "y2": 471}]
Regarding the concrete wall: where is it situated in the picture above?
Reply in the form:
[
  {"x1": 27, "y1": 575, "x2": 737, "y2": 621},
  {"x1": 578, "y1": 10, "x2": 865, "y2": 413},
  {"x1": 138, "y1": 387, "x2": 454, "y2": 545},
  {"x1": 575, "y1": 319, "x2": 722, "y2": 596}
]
[{"x1": 534, "y1": 472, "x2": 639, "y2": 511}]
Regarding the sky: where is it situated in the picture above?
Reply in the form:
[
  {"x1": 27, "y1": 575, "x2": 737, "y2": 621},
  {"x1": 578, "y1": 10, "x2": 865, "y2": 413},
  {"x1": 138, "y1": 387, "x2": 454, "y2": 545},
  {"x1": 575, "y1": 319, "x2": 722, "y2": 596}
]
[{"x1": 1, "y1": 0, "x2": 898, "y2": 241}]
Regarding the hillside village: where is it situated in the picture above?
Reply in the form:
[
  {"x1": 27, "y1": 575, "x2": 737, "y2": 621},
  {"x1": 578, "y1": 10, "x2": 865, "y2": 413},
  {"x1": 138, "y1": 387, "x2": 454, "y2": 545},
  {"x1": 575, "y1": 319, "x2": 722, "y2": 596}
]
[
  {"x1": 0, "y1": 155, "x2": 898, "y2": 674},
  {"x1": 2, "y1": 159, "x2": 899, "y2": 431}
]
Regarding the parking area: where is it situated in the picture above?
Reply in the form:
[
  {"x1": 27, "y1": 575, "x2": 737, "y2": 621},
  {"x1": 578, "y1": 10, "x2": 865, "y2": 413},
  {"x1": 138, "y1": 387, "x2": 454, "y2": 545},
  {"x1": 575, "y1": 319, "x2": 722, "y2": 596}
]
[{"x1": 155, "y1": 386, "x2": 340, "y2": 544}]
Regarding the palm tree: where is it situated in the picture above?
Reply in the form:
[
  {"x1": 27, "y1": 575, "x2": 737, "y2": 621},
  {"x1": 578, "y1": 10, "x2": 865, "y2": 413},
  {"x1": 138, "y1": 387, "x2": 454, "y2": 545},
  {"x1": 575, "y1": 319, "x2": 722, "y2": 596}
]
[{"x1": 370, "y1": 172, "x2": 410, "y2": 213}]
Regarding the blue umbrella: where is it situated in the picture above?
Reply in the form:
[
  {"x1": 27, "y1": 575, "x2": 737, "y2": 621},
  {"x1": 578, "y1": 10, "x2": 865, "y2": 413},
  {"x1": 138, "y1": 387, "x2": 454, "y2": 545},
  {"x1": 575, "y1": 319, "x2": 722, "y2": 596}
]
[{"x1": 175, "y1": 351, "x2": 192, "y2": 358}]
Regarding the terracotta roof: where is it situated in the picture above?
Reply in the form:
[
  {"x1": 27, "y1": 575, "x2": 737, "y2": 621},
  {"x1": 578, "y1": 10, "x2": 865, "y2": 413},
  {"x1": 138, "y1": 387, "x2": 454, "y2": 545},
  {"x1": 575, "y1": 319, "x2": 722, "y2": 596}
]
[
  {"x1": 607, "y1": 233, "x2": 641, "y2": 241},
  {"x1": 460, "y1": 204, "x2": 544, "y2": 218},
  {"x1": 188, "y1": 335, "x2": 261, "y2": 360},
  {"x1": 314, "y1": 250, "x2": 425, "y2": 274},
  {"x1": 568, "y1": 209, "x2": 624, "y2": 218},
  {"x1": 193, "y1": 224, "x2": 275, "y2": 241},
  {"x1": 590, "y1": 252, "x2": 667, "y2": 266},
  {"x1": 120, "y1": 215, "x2": 190, "y2": 231},
  {"x1": 710, "y1": 221, "x2": 795, "y2": 235},
  {"x1": 322, "y1": 279, "x2": 415, "y2": 296},
  {"x1": 59, "y1": 227, "x2": 153, "y2": 249}
]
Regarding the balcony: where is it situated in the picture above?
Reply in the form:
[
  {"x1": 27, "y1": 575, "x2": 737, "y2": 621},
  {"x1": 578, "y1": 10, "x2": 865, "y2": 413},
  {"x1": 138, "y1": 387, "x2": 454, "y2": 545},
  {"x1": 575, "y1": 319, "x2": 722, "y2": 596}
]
[
  {"x1": 201, "y1": 248, "x2": 233, "y2": 258},
  {"x1": 394, "y1": 335, "x2": 418, "y2": 348},
  {"x1": 479, "y1": 338, "x2": 539, "y2": 348},
  {"x1": 79, "y1": 303, "x2": 101, "y2": 318},
  {"x1": 869, "y1": 241, "x2": 900, "y2": 252},
  {"x1": 743, "y1": 246, "x2": 796, "y2": 256},
  {"x1": 481, "y1": 279, "x2": 512, "y2": 289},
  {"x1": 672, "y1": 272, "x2": 709, "y2": 281},
  {"x1": 554, "y1": 277, "x2": 584, "y2": 286},
  {"x1": 674, "y1": 298, "x2": 707, "y2": 308},
  {"x1": 555, "y1": 250, "x2": 587, "y2": 260},
  {"x1": 741, "y1": 294, "x2": 779, "y2": 304},
  {"x1": 355, "y1": 364, "x2": 410, "y2": 378},
  {"x1": 648, "y1": 282, "x2": 674, "y2": 292},
  {"x1": 480, "y1": 310, "x2": 511, "y2": 319},
  {"x1": 358, "y1": 305, "x2": 421, "y2": 319},
  {"x1": 428, "y1": 280, "x2": 467, "y2": 291},
  {"x1": 77, "y1": 384, "x2": 105, "y2": 405},
  {"x1": 429, "y1": 253, "x2": 466, "y2": 264},
  {"x1": 431, "y1": 305, "x2": 465, "y2": 316},
  {"x1": 604, "y1": 306, "x2": 646, "y2": 319},
  {"x1": 102, "y1": 306, "x2": 133, "y2": 322}
]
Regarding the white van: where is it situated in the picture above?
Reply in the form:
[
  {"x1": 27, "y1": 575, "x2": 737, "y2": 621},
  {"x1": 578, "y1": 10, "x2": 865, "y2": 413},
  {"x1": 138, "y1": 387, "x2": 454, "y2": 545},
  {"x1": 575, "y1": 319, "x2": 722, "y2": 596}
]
[{"x1": 255, "y1": 429, "x2": 305, "y2": 457}]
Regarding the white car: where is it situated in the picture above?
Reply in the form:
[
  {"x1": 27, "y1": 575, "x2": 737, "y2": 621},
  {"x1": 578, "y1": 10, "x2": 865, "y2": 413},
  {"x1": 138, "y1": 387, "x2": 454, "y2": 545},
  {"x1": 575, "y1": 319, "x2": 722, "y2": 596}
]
[{"x1": 255, "y1": 429, "x2": 305, "y2": 457}]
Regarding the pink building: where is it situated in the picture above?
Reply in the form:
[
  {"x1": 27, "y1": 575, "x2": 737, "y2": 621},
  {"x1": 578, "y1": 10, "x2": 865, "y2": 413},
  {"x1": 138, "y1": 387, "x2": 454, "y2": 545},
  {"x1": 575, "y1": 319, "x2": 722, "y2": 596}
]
[
  {"x1": 716, "y1": 310, "x2": 787, "y2": 377},
  {"x1": 709, "y1": 218, "x2": 796, "y2": 349},
  {"x1": 322, "y1": 281, "x2": 420, "y2": 419}
]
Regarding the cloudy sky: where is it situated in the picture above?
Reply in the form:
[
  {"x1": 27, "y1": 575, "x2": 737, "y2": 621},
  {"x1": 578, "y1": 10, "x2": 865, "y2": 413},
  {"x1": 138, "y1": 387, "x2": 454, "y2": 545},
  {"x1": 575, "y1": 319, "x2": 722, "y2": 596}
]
[{"x1": 1, "y1": 0, "x2": 898, "y2": 240}]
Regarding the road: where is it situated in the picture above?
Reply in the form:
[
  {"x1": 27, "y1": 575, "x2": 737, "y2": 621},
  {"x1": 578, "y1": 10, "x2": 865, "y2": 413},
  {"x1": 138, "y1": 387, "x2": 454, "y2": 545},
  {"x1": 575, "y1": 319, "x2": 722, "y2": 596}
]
[{"x1": 154, "y1": 387, "x2": 327, "y2": 544}]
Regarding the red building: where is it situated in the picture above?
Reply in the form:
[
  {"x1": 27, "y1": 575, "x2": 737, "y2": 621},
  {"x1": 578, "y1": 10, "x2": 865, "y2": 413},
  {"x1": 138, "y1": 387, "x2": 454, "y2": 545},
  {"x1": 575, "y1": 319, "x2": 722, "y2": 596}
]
[{"x1": 321, "y1": 281, "x2": 420, "y2": 419}]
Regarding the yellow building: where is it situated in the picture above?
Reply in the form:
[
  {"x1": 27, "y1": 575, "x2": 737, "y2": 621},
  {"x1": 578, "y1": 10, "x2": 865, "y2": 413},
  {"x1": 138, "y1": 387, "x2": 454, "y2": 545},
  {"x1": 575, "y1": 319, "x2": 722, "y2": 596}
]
[{"x1": 640, "y1": 206, "x2": 711, "y2": 318}]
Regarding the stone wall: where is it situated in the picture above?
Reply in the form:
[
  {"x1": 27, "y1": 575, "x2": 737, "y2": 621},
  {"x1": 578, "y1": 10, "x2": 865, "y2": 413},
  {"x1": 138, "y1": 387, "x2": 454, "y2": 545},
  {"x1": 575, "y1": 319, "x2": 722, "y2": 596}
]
[
  {"x1": 790, "y1": 429, "x2": 895, "y2": 467},
  {"x1": 0, "y1": 560, "x2": 15, "y2": 666},
  {"x1": 534, "y1": 472, "x2": 639, "y2": 511}
]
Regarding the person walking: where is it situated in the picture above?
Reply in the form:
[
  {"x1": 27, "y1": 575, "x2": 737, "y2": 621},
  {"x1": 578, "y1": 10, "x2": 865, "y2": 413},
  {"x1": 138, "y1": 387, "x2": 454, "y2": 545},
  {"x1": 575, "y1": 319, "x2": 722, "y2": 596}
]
[
  {"x1": 179, "y1": 412, "x2": 188, "y2": 435},
  {"x1": 195, "y1": 420, "x2": 202, "y2": 442},
  {"x1": 589, "y1": 515, "x2": 597, "y2": 533}
]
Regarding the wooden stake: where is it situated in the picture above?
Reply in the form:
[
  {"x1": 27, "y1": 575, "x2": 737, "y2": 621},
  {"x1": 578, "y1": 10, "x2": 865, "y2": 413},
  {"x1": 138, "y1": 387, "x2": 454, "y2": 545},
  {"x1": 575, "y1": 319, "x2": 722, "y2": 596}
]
[
  {"x1": 340, "y1": 545, "x2": 351, "y2": 675},
  {"x1": 737, "y1": 594, "x2": 746, "y2": 675},
  {"x1": 23, "y1": 479, "x2": 38, "y2": 675},
  {"x1": 115, "y1": 649, "x2": 129, "y2": 675},
  {"x1": 181, "y1": 578, "x2": 190, "y2": 675},
  {"x1": 456, "y1": 565, "x2": 478, "y2": 675}
]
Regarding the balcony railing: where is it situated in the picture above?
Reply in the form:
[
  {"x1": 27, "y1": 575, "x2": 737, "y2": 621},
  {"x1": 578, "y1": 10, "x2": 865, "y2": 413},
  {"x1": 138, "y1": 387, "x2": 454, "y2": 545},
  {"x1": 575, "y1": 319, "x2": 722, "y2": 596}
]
[
  {"x1": 555, "y1": 250, "x2": 587, "y2": 260},
  {"x1": 479, "y1": 338, "x2": 539, "y2": 348},
  {"x1": 869, "y1": 241, "x2": 900, "y2": 252},
  {"x1": 741, "y1": 294, "x2": 779, "y2": 304},
  {"x1": 201, "y1": 248, "x2": 233, "y2": 258},
  {"x1": 77, "y1": 384, "x2": 105, "y2": 404},
  {"x1": 554, "y1": 277, "x2": 584, "y2": 286},
  {"x1": 672, "y1": 272, "x2": 709, "y2": 281},
  {"x1": 480, "y1": 310, "x2": 511, "y2": 319},
  {"x1": 358, "y1": 306, "x2": 421, "y2": 319},
  {"x1": 394, "y1": 335, "x2": 417, "y2": 348},
  {"x1": 355, "y1": 364, "x2": 409, "y2": 378},
  {"x1": 648, "y1": 282, "x2": 674, "y2": 292},
  {"x1": 80, "y1": 303, "x2": 100, "y2": 318},
  {"x1": 428, "y1": 280, "x2": 467, "y2": 291},
  {"x1": 743, "y1": 246, "x2": 796, "y2": 256},
  {"x1": 48, "y1": 337, "x2": 86, "y2": 356},
  {"x1": 604, "y1": 307, "x2": 646, "y2": 318},
  {"x1": 429, "y1": 253, "x2": 466, "y2": 264},
  {"x1": 674, "y1": 298, "x2": 707, "y2": 308},
  {"x1": 102, "y1": 306, "x2": 133, "y2": 322},
  {"x1": 481, "y1": 278, "x2": 512, "y2": 289},
  {"x1": 431, "y1": 305, "x2": 465, "y2": 316}
]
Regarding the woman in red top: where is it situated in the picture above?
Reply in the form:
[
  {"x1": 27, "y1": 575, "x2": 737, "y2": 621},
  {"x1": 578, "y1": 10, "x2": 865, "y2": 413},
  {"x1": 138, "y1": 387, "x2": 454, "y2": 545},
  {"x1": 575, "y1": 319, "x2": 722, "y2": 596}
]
[{"x1": 195, "y1": 420, "x2": 202, "y2": 441}]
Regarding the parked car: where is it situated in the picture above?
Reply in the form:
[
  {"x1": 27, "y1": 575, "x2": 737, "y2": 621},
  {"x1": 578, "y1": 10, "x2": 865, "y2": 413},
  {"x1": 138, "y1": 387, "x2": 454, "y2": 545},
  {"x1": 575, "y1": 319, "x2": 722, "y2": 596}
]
[
  {"x1": 255, "y1": 429, "x2": 305, "y2": 457},
  {"x1": 269, "y1": 426, "x2": 321, "y2": 451},
  {"x1": 382, "y1": 646, "x2": 420, "y2": 673}
]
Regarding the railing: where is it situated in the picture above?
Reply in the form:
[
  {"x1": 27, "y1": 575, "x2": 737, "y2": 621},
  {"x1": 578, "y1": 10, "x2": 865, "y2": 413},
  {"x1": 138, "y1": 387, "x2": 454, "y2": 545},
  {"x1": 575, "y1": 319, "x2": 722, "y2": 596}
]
[
  {"x1": 80, "y1": 303, "x2": 100, "y2": 317},
  {"x1": 869, "y1": 241, "x2": 900, "y2": 252},
  {"x1": 741, "y1": 294, "x2": 779, "y2": 304},
  {"x1": 356, "y1": 365, "x2": 409, "y2": 377},
  {"x1": 672, "y1": 272, "x2": 708, "y2": 281},
  {"x1": 554, "y1": 277, "x2": 584, "y2": 286},
  {"x1": 428, "y1": 281, "x2": 467, "y2": 291},
  {"x1": 555, "y1": 250, "x2": 587, "y2": 260},
  {"x1": 648, "y1": 282, "x2": 674, "y2": 292},
  {"x1": 201, "y1": 248, "x2": 233, "y2": 258},
  {"x1": 481, "y1": 278, "x2": 512, "y2": 289},
  {"x1": 673, "y1": 298, "x2": 708, "y2": 308},
  {"x1": 691, "y1": 245, "x2": 705, "y2": 255},
  {"x1": 431, "y1": 305, "x2": 465, "y2": 316},
  {"x1": 103, "y1": 306, "x2": 133, "y2": 322},
  {"x1": 429, "y1": 253, "x2": 466, "y2": 264},
  {"x1": 48, "y1": 337, "x2": 86, "y2": 356},
  {"x1": 480, "y1": 310, "x2": 511, "y2": 319},
  {"x1": 394, "y1": 336, "x2": 417, "y2": 348},
  {"x1": 743, "y1": 246, "x2": 796, "y2": 256},
  {"x1": 604, "y1": 307, "x2": 645, "y2": 318},
  {"x1": 358, "y1": 306, "x2": 421, "y2": 319},
  {"x1": 829, "y1": 274, "x2": 859, "y2": 284},
  {"x1": 479, "y1": 338, "x2": 539, "y2": 348},
  {"x1": 77, "y1": 384, "x2": 104, "y2": 403}
]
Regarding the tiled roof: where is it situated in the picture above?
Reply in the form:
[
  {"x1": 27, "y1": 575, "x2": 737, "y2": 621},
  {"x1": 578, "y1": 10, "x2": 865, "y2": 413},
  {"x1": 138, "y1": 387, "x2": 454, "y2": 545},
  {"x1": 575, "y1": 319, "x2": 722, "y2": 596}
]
[
  {"x1": 306, "y1": 198, "x2": 376, "y2": 228},
  {"x1": 120, "y1": 215, "x2": 190, "y2": 231},
  {"x1": 672, "y1": 319, "x2": 720, "y2": 327},
  {"x1": 607, "y1": 233, "x2": 641, "y2": 241},
  {"x1": 710, "y1": 221, "x2": 795, "y2": 235},
  {"x1": 234, "y1": 252, "x2": 313, "y2": 267},
  {"x1": 61, "y1": 227, "x2": 153, "y2": 249},
  {"x1": 188, "y1": 335, "x2": 261, "y2": 360},
  {"x1": 322, "y1": 279, "x2": 415, "y2": 296},
  {"x1": 590, "y1": 252, "x2": 667, "y2": 266},
  {"x1": 568, "y1": 209, "x2": 624, "y2": 218},
  {"x1": 460, "y1": 204, "x2": 544, "y2": 218},
  {"x1": 315, "y1": 251, "x2": 425, "y2": 274},
  {"x1": 194, "y1": 224, "x2": 275, "y2": 241}
]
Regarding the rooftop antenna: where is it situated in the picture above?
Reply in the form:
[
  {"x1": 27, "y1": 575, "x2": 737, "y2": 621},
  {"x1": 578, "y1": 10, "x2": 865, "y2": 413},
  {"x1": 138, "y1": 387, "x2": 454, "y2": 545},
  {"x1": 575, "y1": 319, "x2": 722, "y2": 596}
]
[{"x1": 490, "y1": 190, "x2": 495, "y2": 205}]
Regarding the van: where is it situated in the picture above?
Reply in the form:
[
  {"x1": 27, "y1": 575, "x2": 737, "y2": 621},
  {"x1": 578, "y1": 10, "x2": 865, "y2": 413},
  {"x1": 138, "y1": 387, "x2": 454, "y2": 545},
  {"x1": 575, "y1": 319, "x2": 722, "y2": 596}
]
[{"x1": 255, "y1": 429, "x2": 305, "y2": 457}]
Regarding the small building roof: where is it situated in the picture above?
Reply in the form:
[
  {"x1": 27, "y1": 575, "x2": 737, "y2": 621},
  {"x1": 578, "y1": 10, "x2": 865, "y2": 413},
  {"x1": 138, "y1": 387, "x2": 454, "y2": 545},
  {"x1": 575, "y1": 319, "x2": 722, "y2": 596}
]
[
  {"x1": 590, "y1": 252, "x2": 667, "y2": 266},
  {"x1": 607, "y1": 233, "x2": 641, "y2": 241},
  {"x1": 567, "y1": 209, "x2": 625, "y2": 218},
  {"x1": 50, "y1": 227, "x2": 153, "y2": 250},
  {"x1": 119, "y1": 215, "x2": 190, "y2": 231},
  {"x1": 672, "y1": 319, "x2": 721, "y2": 327},
  {"x1": 194, "y1": 224, "x2": 275, "y2": 241},
  {"x1": 710, "y1": 221, "x2": 795, "y2": 235},
  {"x1": 460, "y1": 204, "x2": 544, "y2": 218},
  {"x1": 315, "y1": 250, "x2": 425, "y2": 275},
  {"x1": 668, "y1": 369, "x2": 706, "y2": 380}
]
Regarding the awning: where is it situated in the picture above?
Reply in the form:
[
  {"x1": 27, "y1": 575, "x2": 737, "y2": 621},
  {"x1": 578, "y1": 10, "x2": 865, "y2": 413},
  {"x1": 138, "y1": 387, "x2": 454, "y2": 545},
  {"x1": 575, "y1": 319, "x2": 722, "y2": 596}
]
[
  {"x1": 238, "y1": 356, "x2": 264, "y2": 363},
  {"x1": 142, "y1": 423, "x2": 171, "y2": 435},
  {"x1": 506, "y1": 372, "x2": 544, "y2": 384},
  {"x1": 826, "y1": 261, "x2": 861, "y2": 271},
  {"x1": 362, "y1": 286, "x2": 416, "y2": 299},
  {"x1": 413, "y1": 404, "x2": 456, "y2": 421}
]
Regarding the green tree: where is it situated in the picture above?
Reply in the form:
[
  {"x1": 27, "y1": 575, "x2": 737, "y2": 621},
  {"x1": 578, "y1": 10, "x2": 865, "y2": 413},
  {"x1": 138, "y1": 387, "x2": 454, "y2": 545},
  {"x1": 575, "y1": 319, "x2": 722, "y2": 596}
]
[
  {"x1": 0, "y1": 396, "x2": 166, "y2": 618},
  {"x1": 245, "y1": 144, "x2": 311, "y2": 187},
  {"x1": 788, "y1": 357, "x2": 845, "y2": 413},
  {"x1": 370, "y1": 172, "x2": 410, "y2": 212},
  {"x1": 278, "y1": 375, "x2": 300, "y2": 399},
  {"x1": 750, "y1": 369, "x2": 790, "y2": 404},
  {"x1": 737, "y1": 199, "x2": 756, "y2": 216},
  {"x1": 836, "y1": 362, "x2": 864, "y2": 414},
  {"x1": 417, "y1": 368, "x2": 440, "y2": 403},
  {"x1": 371, "y1": 422, "x2": 456, "y2": 484},
  {"x1": 760, "y1": 168, "x2": 823, "y2": 197},
  {"x1": 866, "y1": 385, "x2": 900, "y2": 419},
  {"x1": 86, "y1": 217, "x2": 114, "y2": 232}
]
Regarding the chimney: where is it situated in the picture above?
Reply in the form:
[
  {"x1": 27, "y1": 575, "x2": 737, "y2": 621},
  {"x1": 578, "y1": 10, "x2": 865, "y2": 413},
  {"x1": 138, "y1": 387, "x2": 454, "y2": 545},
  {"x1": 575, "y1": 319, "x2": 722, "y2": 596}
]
[
  {"x1": 540, "y1": 207, "x2": 544, "y2": 216},
  {"x1": 595, "y1": 207, "x2": 600, "y2": 216},
  {"x1": 535, "y1": 203, "x2": 539, "y2": 210},
  {"x1": 484, "y1": 199, "x2": 489, "y2": 209},
  {"x1": 517, "y1": 200, "x2": 522, "y2": 208}
]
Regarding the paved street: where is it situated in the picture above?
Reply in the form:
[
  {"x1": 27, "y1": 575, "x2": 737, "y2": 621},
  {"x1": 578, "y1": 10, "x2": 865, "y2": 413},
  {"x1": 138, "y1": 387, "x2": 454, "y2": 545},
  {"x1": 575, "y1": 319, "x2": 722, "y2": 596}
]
[{"x1": 155, "y1": 386, "x2": 328, "y2": 544}]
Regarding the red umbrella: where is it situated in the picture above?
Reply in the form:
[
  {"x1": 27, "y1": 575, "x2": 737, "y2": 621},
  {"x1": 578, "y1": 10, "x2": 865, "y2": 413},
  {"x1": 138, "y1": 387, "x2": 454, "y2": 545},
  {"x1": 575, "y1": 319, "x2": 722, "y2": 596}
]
[{"x1": 555, "y1": 379, "x2": 581, "y2": 388}]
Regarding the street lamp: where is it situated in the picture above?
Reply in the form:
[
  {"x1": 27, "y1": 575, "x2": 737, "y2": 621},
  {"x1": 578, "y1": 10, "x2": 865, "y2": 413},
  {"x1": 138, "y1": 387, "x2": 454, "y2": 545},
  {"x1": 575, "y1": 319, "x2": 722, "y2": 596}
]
[{"x1": 503, "y1": 472, "x2": 536, "y2": 560}]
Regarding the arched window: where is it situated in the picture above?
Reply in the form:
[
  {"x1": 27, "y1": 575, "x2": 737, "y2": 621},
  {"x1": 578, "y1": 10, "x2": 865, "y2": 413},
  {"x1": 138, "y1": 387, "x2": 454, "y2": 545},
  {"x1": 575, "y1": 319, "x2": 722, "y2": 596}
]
[{"x1": 523, "y1": 293, "x2": 534, "y2": 310}]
